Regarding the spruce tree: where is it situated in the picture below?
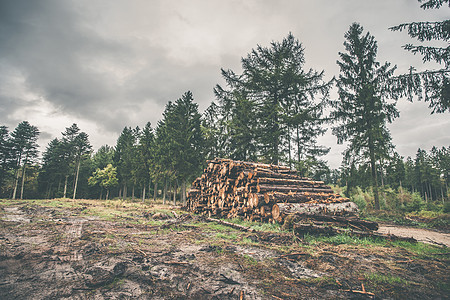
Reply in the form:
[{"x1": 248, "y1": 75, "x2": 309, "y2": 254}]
[
  {"x1": 10, "y1": 121, "x2": 40, "y2": 199},
  {"x1": 215, "y1": 33, "x2": 330, "y2": 165},
  {"x1": 331, "y1": 23, "x2": 399, "y2": 209},
  {"x1": 389, "y1": 0, "x2": 449, "y2": 113}
]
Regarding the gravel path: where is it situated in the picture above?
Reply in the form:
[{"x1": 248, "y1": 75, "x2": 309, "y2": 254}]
[{"x1": 377, "y1": 224, "x2": 450, "y2": 247}]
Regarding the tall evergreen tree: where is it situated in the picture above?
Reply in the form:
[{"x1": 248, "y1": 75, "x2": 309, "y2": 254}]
[
  {"x1": 202, "y1": 102, "x2": 228, "y2": 160},
  {"x1": 331, "y1": 23, "x2": 399, "y2": 209},
  {"x1": 215, "y1": 33, "x2": 330, "y2": 165},
  {"x1": 0, "y1": 126, "x2": 12, "y2": 196},
  {"x1": 155, "y1": 92, "x2": 205, "y2": 204},
  {"x1": 38, "y1": 138, "x2": 64, "y2": 198},
  {"x1": 114, "y1": 127, "x2": 137, "y2": 199},
  {"x1": 92, "y1": 145, "x2": 114, "y2": 170},
  {"x1": 72, "y1": 131, "x2": 92, "y2": 199},
  {"x1": 389, "y1": 0, "x2": 449, "y2": 113},
  {"x1": 60, "y1": 124, "x2": 92, "y2": 199},
  {"x1": 10, "y1": 121, "x2": 40, "y2": 199},
  {"x1": 137, "y1": 122, "x2": 155, "y2": 201}
]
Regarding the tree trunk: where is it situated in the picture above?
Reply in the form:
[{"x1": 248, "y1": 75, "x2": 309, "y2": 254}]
[
  {"x1": 173, "y1": 181, "x2": 177, "y2": 205},
  {"x1": 163, "y1": 179, "x2": 167, "y2": 205},
  {"x1": 142, "y1": 186, "x2": 146, "y2": 203},
  {"x1": 106, "y1": 189, "x2": 109, "y2": 200},
  {"x1": 64, "y1": 175, "x2": 69, "y2": 198},
  {"x1": 368, "y1": 137, "x2": 380, "y2": 210},
  {"x1": 272, "y1": 201, "x2": 359, "y2": 221},
  {"x1": 73, "y1": 157, "x2": 81, "y2": 200},
  {"x1": 124, "y1": 184, "x2": 127, "y2": 200},
  {"x1": 100, "y1": 188, "x2": 103, "y2": 200},
  {"x1": 182, "y1": 180, "x2": 187, "y2": 206},
  {"x1": 132, "y1": 183, "x2": 135, "y2": 202},
  {"x1": 12, "y1": 167, "x2": 20, "y2": 200},
  {"x1": 153, "y1": 182, "x2": 158, "y2": 201},
  {"x1": 20, "y1": 164, "x2": 26, "y2": 200}
]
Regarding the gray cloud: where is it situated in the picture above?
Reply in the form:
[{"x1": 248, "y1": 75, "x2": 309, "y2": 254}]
[{"x1": 0, "y1": 0, "x2": 448, "y2": 168}]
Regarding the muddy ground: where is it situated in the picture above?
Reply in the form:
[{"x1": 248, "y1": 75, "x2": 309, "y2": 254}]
[{"x1": 0, "y1": 199, "x2": 448, "y2": 299}]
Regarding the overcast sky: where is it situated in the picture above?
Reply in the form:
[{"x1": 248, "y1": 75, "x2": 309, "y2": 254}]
[{"x1": 1, "y1": 0, "x2": 449, "y2": 169}]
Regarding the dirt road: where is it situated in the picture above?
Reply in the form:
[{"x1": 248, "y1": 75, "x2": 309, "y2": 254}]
[{"x1": 378, "y1": 224, "x2": 450, "y2": 247}]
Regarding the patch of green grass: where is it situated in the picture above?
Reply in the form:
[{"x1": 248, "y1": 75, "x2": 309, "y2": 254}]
[
  {"x1": 216, "y1": 232, "x2": 238, "y2": 240},
  {"x1": 223, "y1": 218, "x2": 284, "y2": 232},
  {"x1": 302, "y1": 232, "x2": 448, "y2": 256},
  {"x1": 364, "y1": 272, "x2": 409, "y2": 286},
  {"x1": 242, "y1": 254, "x2": 258, "y2": 265},
  {"x1": 240, "y1": 237, "x2": 258, "y2": 245},
  {"x1": 303, "y1": 233, "x2": 383, "y2": 246}
]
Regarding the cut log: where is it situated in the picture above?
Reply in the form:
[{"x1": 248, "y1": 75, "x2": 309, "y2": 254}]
[
  {"x1": 263, "y1": 191, "x2": 345, "y2": 204},
  {"x1": 256, "y1": 184, "x2": 333, "y2": 193},
  {"x1": 272, "y1": 201, "x2": 359, "y2": 220}
]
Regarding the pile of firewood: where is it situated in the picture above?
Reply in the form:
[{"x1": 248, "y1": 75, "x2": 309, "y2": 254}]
[{"x1": 186, "y1": 158, "x2": 367, "y2": 225}]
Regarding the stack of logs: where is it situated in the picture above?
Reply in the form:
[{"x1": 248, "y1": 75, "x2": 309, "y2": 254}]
[{"x1": 186, "y1": 158, "x2": 377, "y2": 232}]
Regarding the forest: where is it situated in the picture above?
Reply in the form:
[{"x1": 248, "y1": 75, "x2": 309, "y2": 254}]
[{"x1": 1, "y1": 5, "x2": 449, "y2": 216}]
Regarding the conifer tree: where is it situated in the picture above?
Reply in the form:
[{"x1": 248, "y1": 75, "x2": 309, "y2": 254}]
[
  {"x1": 389, "y1": 0, "x2": 449, "y2": 113},
  {"x1": 215, "y1": 33, "x2": 330, "y2": 165},
  {"x1": 114, "y1": 127, "x2": 137, "y2": 199},
  {"x1": 155, "y1": 92, "x2": 205, "y2": 204},
  {"x1": 10, "y1": 121, "x2": 40, "y2": 199},
  {"x1": 0, "y1": 126, "x2": 12, "y2": 196},
  {"x1": 331, "y1": 23, "x2": 399, "y2": 209}
]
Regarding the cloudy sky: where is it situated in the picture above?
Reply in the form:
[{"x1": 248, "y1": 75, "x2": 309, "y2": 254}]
[{"x1": 1, "y1": 0, "x2": 449, "y2": 168}]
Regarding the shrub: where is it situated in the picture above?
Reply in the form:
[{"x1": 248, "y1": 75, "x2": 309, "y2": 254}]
[
  {"x1": 351, "y1": 193, "x2": 367, "y2": 211},
  {"x1": 443, "y1": 201, "x2": 450, "y2": 213},
  {"x1": 403, "y1": 192, "x2": 426, "y2": 212}
]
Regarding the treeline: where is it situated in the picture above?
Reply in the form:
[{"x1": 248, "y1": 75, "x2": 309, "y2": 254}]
[{"x1": 0, "y1": 2, "x2": 448, "y2": 208}]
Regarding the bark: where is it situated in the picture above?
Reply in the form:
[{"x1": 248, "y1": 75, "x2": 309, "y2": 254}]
[
  {"x1": 257, "y1": 185, "x2": 332, "y2": 193},
  {"x1": 20, "y1": 164, "x2": 26, "y2": 200},
  {"x1": 153, "y1": 182, "x2": 158, "y2": 201},
  {"x1": 73, "y1": 157, "x2": 81, "y2": 200},
  {"x1": 173, "y1": 181, "x2": 177, "y2": 205},
  {"x1": 63, "y1": 175, "x2": 69, "y2": 198},
  {"x1": 163, "y1": 179, "x2": 167, "y2": 205},
  {"x1": 272, "y1": 201, "x2": 359, "y2": 220},
  {"x1": 12, "y1": 167, "x2": 20, "y2": 200},
  {"x1": 142, "y1": 186, "x2": 146, "y2": 202},
  {"x1": 368, "y1": 137, "x2": 380, "y2": 210}
]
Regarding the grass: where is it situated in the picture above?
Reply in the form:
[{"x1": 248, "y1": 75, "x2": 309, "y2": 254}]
[
  {"x1": 364, "y1": 272, "x2": 410, "y2": 286},
  {"x1": 301, "y1": 232, "x2": 448, "y2": 256}
]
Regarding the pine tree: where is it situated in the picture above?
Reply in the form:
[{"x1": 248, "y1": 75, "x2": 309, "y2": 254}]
[
  {"x1": 215, "y1": 33, "x2": 330, "y2": 165},
  {"x1": 331, "y1": 23, "x2": 399, "y2": 209},
  {"x1": 137, "y1": 122, "x2": 155, "y2": 201},
  {"x1": 114, "y1": 127, "x2": 137, "y2": 199},
  {"x1": 155, "y1": 92, "x2": 205, "y2": 204},
  {"x1": 389, "y1": 0, "x2": 449, "y2": 113},
  {"x1": 10, "y1": 121, "x2": 40, "y2": 199},
  {"x1": 60, "y1": 124, "x2": 92, "y2": 199},
  {"x1": 0, "y1": 126, "x2": 12, "y2": 196}
]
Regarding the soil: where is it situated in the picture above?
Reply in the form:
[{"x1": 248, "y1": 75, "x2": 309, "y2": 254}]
[{"x1": 0, "y1": 199, "x2": 448, "y2": 299}]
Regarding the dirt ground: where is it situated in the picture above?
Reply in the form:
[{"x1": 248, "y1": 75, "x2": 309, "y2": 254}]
[
  {"x1": 377, "y1": 224, "x2": 450, "y2": 247},
  {"x1": 0, "y1": 199, "x2": 448, "y2": 299}
]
